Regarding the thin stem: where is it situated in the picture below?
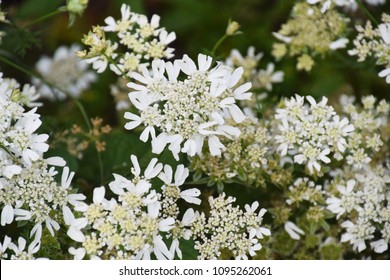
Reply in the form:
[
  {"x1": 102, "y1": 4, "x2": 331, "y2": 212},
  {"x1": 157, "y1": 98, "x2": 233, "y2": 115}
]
[
  {"x1": 0, "y1": 55, "x2": 33, "y2": 76},
  {"x1": 211, "y1": 34, "x2": 228, "y2": 57},
  {"x1": 103, "y1": 54, "x2": 129, "y2": 78},
  {"x1": 356, "y1": 0, "x2": 379, "y2": 26},
  {"x1": 74, "y1": 99, "x2": 92, "y2": 131},
  {"x1": 23, "y1": 7, "x2": 67, "y2": 28},
  {"x1": 97, "y1": 150, "x2": 104, "y2": 184}
]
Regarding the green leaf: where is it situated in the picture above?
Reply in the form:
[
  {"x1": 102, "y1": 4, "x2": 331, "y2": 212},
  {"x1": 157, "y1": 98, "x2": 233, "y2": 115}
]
[{"x1": 179, "y1": 239, "x2": 198, "y2": 260}]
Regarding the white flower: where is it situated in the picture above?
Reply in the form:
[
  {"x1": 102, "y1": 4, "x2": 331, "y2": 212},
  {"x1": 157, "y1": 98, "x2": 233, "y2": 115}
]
[
  {"x1": 8, "y1": 237, "x2": 41, "y2": 260},
  {"x1": 307, "y1": 0, "x2": 332, "y2": 13},
  {"x1": 33, "y1": 44, "x2": 96, "y2": 101},
  {"x1": 0, "y1": 236, "x2": 11, "y2": 258},
  {"x1": 378, "y1": 68, "x2": 390, "y2": 84},
  {"x1": 370, "y1": 239, "x2": 388, "y2": 253},
  {"x1": 255, "y1": 63, "x2": 284, "y2": 91},
  {"x1": 284, "y1": 221, "x2": 305, "y2": 240},
  {"x1": 125, "y1": 53, "x2": 251, "y2": 159},
  {"x1": 103, "y1": 4, "x2": 133, "y2": 33},
  {"x1": 340, "y1": 219, "x2": 375, "y2": 252},
  {"x1": 245, "y1": 202, "x2": 271, "y2": 239},
  {"x1": 329, "y1": 38, "x2": 349, "y2": 50},
  {"x1": 69, "y1": 247, "x2": 86, "y2": 260},
  {"x1": 326, "y1": 179, "x2": 361, "y2": 219},
  {"x1": 2, "y1": 165, "x2": 22, "y2": 179},
  {"x1": 272, "y1": 32, "x2": 292, "y2": 43},
  {"x1": 294, "y1": 145, "x2": 331, "y2": 173},
  {"x1": 130, "y1": 155, "x2": 162, "y2": 180},
  {"x1": 1, "y1": 204, "x2": 14, "y2": 226},
  {"x1": 67, "y1": 218, "x2": 88, "y2": 242},
  {"x1": 378, "y1": 23, "x2": 390, "y2": 44},
  {"x1": 159, "y1": 164, "x2": 201, "y2": 205}
]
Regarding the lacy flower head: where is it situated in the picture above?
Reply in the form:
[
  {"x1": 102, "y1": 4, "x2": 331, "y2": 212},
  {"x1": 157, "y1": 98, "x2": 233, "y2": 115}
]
[
  {"x1": 273, "y1": 1, "x2": 348, "y2": 71},
  {"x1": 191, "y1": 193, "x2": 270, "y2": 260},
  {"x1": 32, "y1": 44, "x2": 96, "y2": 101},
  {"x1": 0, "y1": 74, "x2": 84, "y2": 249},
  {"x1": 78, "y1": 4, "x2": 176, "y2": 76},
  {"x1": 190, "y1": 116, "x2": 271, "y2": 190},
  {"x1": 338, "y1": 94, "x2": 389, "y2": 169},
  {"x1": 274, "y1": 94, "x2": 354, "y2": 174},
  {"x1": 326, "y1": 166, "x2": 390, "y2": 253},
  {"x1": 67, "y1": 155, "x2": 201, "y2": 260},
  {"x1": 349, "y1": 13, "x2": 390, "y2": 83},
  {"x1": 124, "y1": 54, "x2": 252, "y2": 159}
]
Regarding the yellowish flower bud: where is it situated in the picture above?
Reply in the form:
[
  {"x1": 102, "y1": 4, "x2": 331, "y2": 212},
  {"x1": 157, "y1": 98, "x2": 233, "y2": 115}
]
[
  {"x1": 67, "y1": 0, "x2": 89, "y2": 16},
  {"x1": 297, "y1": 54, "x2": 314, "y2": 72},
  {"x1": 226, "y1": 20, "x2": 240, "y2": 36}
]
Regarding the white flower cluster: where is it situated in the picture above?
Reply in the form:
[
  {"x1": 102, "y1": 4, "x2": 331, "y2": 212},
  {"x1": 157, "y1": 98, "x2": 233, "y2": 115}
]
[
  {"x1": 274, "y1": 94, "x2": 354, "y2": 174},
  {"x1": 272, "y1": 1, "x2": 349, "y2": 72},
  {"x1": 125, "y1": 54, "x2": 252, "y2": 159},
  {"x1": 191, "y1": 193, "x2": 270, "y2": 260},
  {"x1": 190, "y1": 116, "x2": 271, "y2": 189},
  {"x1": 67, "y1": 155, "x2": 201, "y2": 260},
  {"x1": 339, "y1": 95, "x2": 388, "y2": 169},
  {"x1": 326, "y1": 166, "x2": 390, "y2": 253},
  {"x1": 79, "y1": 4, "x2": 176, "y2": 75},
  {"x1": 349, "y1": 13, "x2": 390, "y2": 83},
  {"x1": 0, "y1": 235, "x2": 44, "y2": 260},
  {"x1": 0, "y1": 74, "x2": 83, "y2": 246},
  {"x1": 32, "y1": 44, "x2": 96, "y2": 101}
]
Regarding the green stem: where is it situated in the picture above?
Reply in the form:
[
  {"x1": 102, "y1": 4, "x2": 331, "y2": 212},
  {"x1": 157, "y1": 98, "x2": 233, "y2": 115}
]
[
  {"x1": 23, "y1": 7, "x2": 67, "y2": 28},
  {"x1": 356, "y1": 0, "x2": 378, "y2": 26},
  {"x1": 211, "y1": 34, "x2": 228, "y2": 57},
  {"x1": 97, "y1": 150, "x2": 104, "y2": 184},
  {"x1": 74, "y1": 99, "x2": 92, "y2": 131},
  {"x1": 0, "y1": 143, "x2": 12, "y2": 155},
  {"x1": 104, "y1": 54, "x2": 129, "y2": 78},
  {"x1": 0, "y1": 54, "x2": 32, "y2": 76}
]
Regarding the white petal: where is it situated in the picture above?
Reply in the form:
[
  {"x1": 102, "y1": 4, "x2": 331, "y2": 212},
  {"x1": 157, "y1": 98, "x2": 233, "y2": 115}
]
[{"x1": 93, "y1": 187, "x2": 106, "y2": 204}]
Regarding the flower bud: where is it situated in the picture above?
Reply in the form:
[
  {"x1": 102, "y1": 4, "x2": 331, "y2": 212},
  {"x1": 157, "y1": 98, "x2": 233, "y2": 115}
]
[
  {"x1": 67, "y1": 0, "x2": 89, "y2": 16},
  {"x1": 226, "y1": 20, "x2": 240, "y2": 36}
]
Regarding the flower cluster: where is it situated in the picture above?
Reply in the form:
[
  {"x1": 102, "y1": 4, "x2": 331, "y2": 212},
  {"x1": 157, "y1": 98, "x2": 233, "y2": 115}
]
[
  {"x1": 338, "y1": 95, "x2": 389, "y2": 169},
  {"x1": 274, "y1": 94, "x2": 354, "y2": 174},
  {"x1": 124, "y1": 54, "x2": 252, "y2": 159},
  {"x1": 326, "y1": 166, "x2": 390, "y2": 253},
  {"x1": 273, "y1": 1, "x2": 348, "y2": 71},
  {"x1": 78, "y1": 4, "x2": 176, "y2": 76},
  {"x1": 190, "y1": 116, "x2": 271, "y2": 189},
  {"x1": 3, "y1": 0, "x2": 390, "y2": 261},
  {"x1": 0, "y1": 235, "x2": 43, "y2": 260},
  {"x1": 191, "y1": 193, "x2": 270, "y2": 260},
  {"x1": 32, "y1": 44, "x2": 96, "y2": 101},
  {"x1": 349, "y1": 13, "x2": 390, "y2": 83},
  {"x1": 67, "y1": 155, "x2": 201, "y2": 260},
  {"x1": 0, "y1": 74, "x2": 83, "y2": 248}
]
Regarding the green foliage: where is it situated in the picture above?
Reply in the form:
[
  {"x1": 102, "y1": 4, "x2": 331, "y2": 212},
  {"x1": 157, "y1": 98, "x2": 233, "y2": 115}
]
[{"x1": 1, "y1": 25, "x2": 41, "y2": 57}]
